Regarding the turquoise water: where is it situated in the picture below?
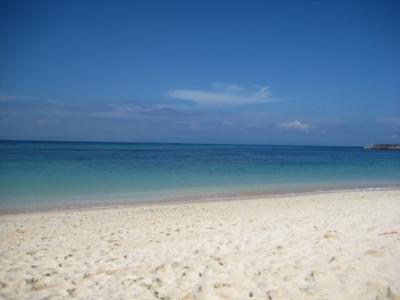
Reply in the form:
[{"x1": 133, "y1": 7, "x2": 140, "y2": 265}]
[{"x1": 1, "y1": 141, "x2": 399, "y2": 212}]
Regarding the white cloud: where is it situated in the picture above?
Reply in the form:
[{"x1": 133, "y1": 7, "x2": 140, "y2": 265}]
[
  {"x1": 279, "y1": 120, "x2": 311, "y2": 132},
  {"x1": 167, "y1": 83, "x2": 272, "y2": 106}
]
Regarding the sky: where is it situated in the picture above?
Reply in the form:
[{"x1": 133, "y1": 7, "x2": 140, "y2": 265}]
[{"x1": 0, "y1": 0, "x2": 399, "y2": 146}]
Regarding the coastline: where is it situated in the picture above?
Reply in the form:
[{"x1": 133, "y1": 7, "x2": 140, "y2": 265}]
[
  {"x1": 1, "y1": 182, "x2": 400, "y2": 215},
  {"x1": 1, "y1": 189, "x2": 399, "y2": 299}
]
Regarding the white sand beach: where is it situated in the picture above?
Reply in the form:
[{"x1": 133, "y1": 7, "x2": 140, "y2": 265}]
[{"x1": 0, "y1": 189, "x2": 399, "y2": 300}]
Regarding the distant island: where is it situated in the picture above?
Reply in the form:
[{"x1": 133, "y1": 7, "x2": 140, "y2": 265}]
[{"x1": 364, "y1": 144, "x2": 400, "y2": 150}]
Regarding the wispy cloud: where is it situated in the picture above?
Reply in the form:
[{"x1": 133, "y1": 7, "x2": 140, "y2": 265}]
[
  {"x1": 0, "y1": 95, "x2": 37, "y2": 101},
  {"x1": 212, "y1": 83, "x2": 244, "y2": 93},
  {"x1": 379, "y1": 116, "x2": 400, "y2": 126},
  {"x1": 88, "y1": 104, "x2": 179, "y2": 119},
  {"x1": 279, "y1": 120, "x2": 311, "y2": 132},
  {"x1": 166, "y1": 83, "x2": 274, "y2": 106}
]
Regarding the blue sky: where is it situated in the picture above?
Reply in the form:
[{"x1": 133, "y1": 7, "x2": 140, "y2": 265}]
[{"x1": 0, "y1": 0, "x2": 399, "y2": 145}]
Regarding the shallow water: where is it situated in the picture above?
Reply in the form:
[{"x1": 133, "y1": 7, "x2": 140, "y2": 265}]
[{"x1": 1, "y1": 141, "x2": 399, "y2": 212}]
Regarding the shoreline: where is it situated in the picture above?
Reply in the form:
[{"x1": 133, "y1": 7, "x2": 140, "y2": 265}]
[
  {"x1": 1, "y1": 182, "x2": 399, "y2": 216},
  {"x1": 1, "y1": 189, "x2": 399, "y2": 299}
]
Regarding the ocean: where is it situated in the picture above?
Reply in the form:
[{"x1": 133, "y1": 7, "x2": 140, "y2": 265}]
[{"x1": 1, "y1": 141, "x2": 399, "y2": 212}]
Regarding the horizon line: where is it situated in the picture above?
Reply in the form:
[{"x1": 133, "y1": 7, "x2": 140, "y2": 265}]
[{"x1": 0, "y1": 138, "x2": 364, "y2": 148}]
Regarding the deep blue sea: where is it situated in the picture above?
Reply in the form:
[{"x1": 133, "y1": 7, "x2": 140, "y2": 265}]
[{"x1": 1, "y1": 141, "x2": 399, "y2": 212}]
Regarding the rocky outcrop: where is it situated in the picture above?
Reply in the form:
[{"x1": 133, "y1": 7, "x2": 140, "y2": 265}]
[{"x1": 364, "y1": 144, "x2": 400, "y2": 150}]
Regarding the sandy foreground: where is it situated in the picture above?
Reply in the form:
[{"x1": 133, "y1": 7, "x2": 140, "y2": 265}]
[{"x1": 0, "y1": 190, "x2": 399, "y2": 300}]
